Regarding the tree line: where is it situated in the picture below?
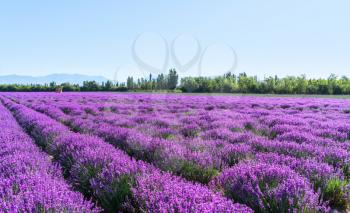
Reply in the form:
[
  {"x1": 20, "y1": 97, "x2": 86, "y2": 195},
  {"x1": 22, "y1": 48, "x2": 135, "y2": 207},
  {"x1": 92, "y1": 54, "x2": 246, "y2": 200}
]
[
  {"x1": 1, "y1": 69, "x2": 350, "y2": 95},
  {"x1": 0, "y1": 81, "x2": 128, "y2": 92},
  {"x1": 180, "y1": 73, "x2": 350, "y2": 95},
  {"x1": 126, "y1": 68, "x2": 179, "y2": 90}
]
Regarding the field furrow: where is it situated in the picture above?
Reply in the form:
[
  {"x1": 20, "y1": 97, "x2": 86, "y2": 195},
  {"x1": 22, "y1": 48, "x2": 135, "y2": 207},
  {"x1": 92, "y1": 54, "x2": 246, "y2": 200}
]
[
  {"x1": 0, "y1": 95, "x2": 250, "y2": 213},
  {"x1": 4, "y1": 92, "x2": 350, "y2": 212},
  {"x1": 0, "y1": 98, "x2": 98, "y2": 212}
]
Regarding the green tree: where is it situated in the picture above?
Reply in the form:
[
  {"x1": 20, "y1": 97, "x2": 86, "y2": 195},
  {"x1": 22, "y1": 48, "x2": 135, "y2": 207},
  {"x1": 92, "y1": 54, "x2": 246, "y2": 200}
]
[
  {"x1": 127, "y1": 77, "x2": 134, "y2": 90},
  {"x1": 167, "y1": 68, "x2": 178, "y2": 90}
]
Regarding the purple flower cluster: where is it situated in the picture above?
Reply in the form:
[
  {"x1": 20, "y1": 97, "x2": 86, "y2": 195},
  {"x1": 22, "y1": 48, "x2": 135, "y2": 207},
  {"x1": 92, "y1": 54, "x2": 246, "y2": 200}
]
[
  {"x1": 28, "y1": 102, "x2": 223, "y2": 183},
  {"x1": 0, "y1": 101, "x2": 98, "y2": 212},
  {"x1": 1, "y1": 95, "x2": 247, "y2": 212},
  {"x1": 254, "y1": 153, "x2": 337, "y2": 193},
  {"x1": 211, "y1": 162, "x2": 326, "y2": 212},
  {"x1": 133, "y1": 170, "x2": 252, "y2": 213},
  {"x1": 4, "y1": 92, "x2": 350, "y2": 211}
]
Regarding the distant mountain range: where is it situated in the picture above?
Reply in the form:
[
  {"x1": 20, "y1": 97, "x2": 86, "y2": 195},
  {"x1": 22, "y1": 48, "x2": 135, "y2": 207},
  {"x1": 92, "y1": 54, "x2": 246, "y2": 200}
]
[{"x1": 0, "y1": 74, "x2": 110, "y2": 85}]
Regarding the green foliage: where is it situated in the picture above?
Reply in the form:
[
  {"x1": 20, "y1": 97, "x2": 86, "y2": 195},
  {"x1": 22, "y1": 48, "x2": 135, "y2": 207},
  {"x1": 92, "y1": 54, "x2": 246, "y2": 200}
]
[
  {"x1": 178, "y1": 161, "x2": 218, "y2": 184},
  {"x1": 342, "y1": 164, "x2": 350, "y2": 180},
  {"x1": 0, "y1": 79, "x2": 124, "y2": 92},
  {"x1": 181, "y1": 128, "x2": 199, "y2": 138},
  {"x1": 323, "y1": 178, "x2": 350, "y2": 210},
  {"x1": 96, "y1": 175, "x2": 134, "y2": 213},
  {"x1": 81, "y1": 80, "x2": 100, "y2": 91},
  {"x1": 126, "y1": 68, "x2": 179, "y2": 90},
  {"x1": 75, "y1": 163, "x2": 134, "y2": 212},
  {"x1": 167, "y1": 68, "x2": 178, "y2": 90},
  {"x1": 12, "y1": 183, "x2": 20, "y2": 195},
  {"x1": 1, "y1": 71, "x2": 350, "y2": 95},
  {"x1": 74, "y1": 164, "x2": 103, "y2": 198},
  {"x1": 225, "y1": 151, "x2": 250, "y2": 167},
  {"x1": 180, "y1": 72, "x2": 350, "y2": 95},
  {"x1": 127, "y1": 76, "x2": 135, "y2": 90}
]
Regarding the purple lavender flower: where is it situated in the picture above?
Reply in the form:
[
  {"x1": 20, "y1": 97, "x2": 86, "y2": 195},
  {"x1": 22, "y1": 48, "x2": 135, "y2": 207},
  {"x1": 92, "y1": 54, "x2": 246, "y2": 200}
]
[
  {"x1": 211, "y1": 162, "x2": 326, "y2": 212},
  {"x1": 0, "y1": 101, "x2": 99, "y2": 212}
]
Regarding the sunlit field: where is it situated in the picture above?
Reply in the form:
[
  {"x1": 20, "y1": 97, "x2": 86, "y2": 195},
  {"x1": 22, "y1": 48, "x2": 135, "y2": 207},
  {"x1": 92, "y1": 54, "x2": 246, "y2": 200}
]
[{"x1": 1, "y1": 92, "x2": 350, "y2": 212}]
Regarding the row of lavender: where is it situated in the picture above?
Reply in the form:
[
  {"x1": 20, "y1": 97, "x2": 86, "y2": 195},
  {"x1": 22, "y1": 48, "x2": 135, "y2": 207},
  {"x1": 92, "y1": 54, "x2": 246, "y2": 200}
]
[
  {"x1": 7, "y1": 92, "x2": 350, "y2": 211},
  {"x1": 0, "y1": 100, "x2": 98, "y2": 211},
  {"x1": 0, "y1": 95, "x2": 250, "y2": 213}
]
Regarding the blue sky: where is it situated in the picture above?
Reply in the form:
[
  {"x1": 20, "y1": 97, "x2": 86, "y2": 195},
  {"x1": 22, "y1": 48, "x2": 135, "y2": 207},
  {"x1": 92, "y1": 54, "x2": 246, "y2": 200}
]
[{"x1": 0, "y1": 0, "x2": 349, "y2": 82}]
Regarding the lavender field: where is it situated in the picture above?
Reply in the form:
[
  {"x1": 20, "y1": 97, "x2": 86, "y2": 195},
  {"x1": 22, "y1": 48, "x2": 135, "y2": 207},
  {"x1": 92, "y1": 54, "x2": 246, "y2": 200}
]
[{"x1": 1, "y1": 92, "x2": 350, "y2": 212}]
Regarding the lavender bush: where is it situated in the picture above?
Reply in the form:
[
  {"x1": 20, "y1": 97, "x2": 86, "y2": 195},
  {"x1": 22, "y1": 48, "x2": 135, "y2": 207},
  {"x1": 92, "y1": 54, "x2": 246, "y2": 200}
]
[
  {"x1": 1, "y1": 95, "x2": 247, "y2": 212},
  {"x1": 0, "y1": 102, "x2": 98, "y2": 212},
  {"x1": 211, "y1": 162, "x2": 325, "y2": 212},
  {"x1": 3, "y1": 92, "x2": 350, "y2": 211}
]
